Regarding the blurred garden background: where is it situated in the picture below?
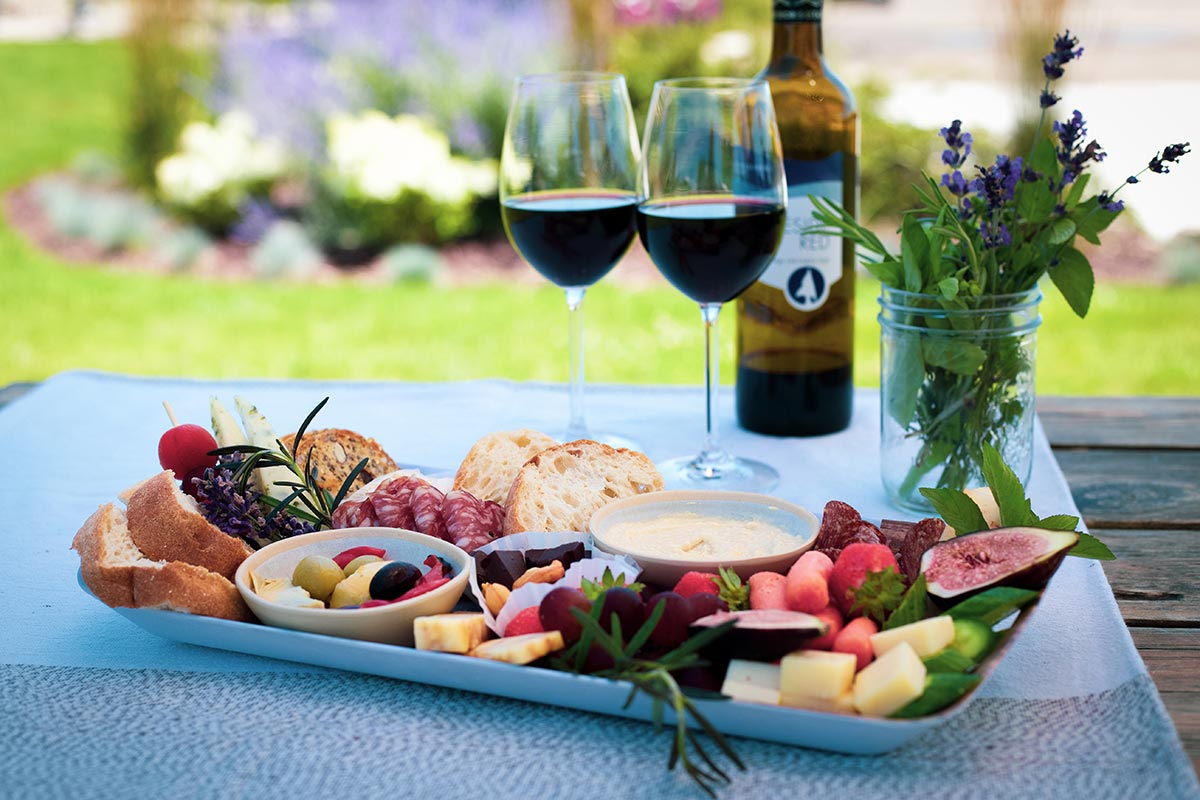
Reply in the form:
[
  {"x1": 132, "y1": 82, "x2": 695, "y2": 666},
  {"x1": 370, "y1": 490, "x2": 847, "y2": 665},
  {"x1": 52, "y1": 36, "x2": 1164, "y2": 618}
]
[{"x1": 0, "y1": 0, "x2": 1196, "y2": 394}]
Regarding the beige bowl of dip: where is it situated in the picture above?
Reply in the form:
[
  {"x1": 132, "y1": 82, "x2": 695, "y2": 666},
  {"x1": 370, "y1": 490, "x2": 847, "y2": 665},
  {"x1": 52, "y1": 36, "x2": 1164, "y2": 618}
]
[{"x1": 589, "y1": 490, "x2": 819, "y2": 587}]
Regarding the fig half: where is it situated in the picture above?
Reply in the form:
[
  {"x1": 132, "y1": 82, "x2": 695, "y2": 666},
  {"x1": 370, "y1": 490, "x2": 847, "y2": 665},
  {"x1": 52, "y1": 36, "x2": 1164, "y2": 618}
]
[
  {"x1": 689, "y1": 609, "x2": 827, "y2": 662},
  {"x1": 920, "y1": 527, "x2": 1078, "y2": 604}
]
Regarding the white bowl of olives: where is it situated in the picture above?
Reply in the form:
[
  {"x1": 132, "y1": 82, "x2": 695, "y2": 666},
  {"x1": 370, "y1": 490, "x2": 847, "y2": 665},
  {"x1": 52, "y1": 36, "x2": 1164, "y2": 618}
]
[{"x1": 235, "y1": 527, "x2": 471, "y2": 646}]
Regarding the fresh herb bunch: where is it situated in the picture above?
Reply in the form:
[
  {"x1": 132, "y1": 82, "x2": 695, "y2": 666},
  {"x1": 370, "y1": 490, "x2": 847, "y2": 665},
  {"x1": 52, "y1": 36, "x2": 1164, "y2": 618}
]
[
  {"x1": 212, "y1": 397, "x2": 368, "y2": 530},
  {"x1": 551, "y1": 599, "x2": 743, "y2": 798},
  {"x1": 193, "y1": 454, "x2": 318, "y2": 549},
  {"x1": 810, "y1": 31, "x2": 1189, "y2": 500}
]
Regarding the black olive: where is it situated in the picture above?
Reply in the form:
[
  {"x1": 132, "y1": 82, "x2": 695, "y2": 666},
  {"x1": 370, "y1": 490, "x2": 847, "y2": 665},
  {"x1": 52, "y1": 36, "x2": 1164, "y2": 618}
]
[{"x1": 369, "y1": 561, "x2": 422, "y2": 601}]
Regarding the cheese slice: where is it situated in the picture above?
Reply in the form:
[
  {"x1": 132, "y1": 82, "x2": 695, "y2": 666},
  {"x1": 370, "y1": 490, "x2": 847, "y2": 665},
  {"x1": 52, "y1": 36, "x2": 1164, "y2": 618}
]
[
  {"x1": 781, "y1": 689, "x2": 856, "y2": 714},
  {"x1": 414, "y1": 613, "x2": 489, "y2": 654},
  {"x1": 721, "y1": 660, "x2": 781, "y2": 706},
  {"x1": 870, "y1": 615, "x2": 955, "y2": 658},
  {"x1": 853, "y1": 640, "x2": 927, "y2": 717},
  {"x1": 470, "y1": 631, "x2": 564, "y2": 665},
  {"x1": 780, "y1": 649, "x2": 857, "y2": 700}
]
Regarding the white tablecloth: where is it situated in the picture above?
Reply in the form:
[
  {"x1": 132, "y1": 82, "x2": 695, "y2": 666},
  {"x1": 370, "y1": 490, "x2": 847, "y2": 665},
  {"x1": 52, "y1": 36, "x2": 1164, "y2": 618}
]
[{"x1": 1, "y1": 371, "x2": 1196, "y2": 799}]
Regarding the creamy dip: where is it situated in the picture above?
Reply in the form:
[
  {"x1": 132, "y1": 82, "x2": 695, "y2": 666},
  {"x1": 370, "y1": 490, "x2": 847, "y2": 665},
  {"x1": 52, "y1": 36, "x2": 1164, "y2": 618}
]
[{"x1": 600, "y1": 508, "x2": 802, "y2": 560}]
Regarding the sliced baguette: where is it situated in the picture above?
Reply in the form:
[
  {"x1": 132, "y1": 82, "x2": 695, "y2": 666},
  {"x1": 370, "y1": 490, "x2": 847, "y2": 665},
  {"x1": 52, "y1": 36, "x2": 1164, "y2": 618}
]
[
  {"x1": 503, "y1": 440, "x2": 663, "y2": 534},
  {"x1": 72, "y1": 503, "x2": 250, "y2": 622},
  {"x1": 123, "y1": 470, "x2": 253, "y2": 581},
  {"x1": 281, "y1": 427, "x2": 399, "y2": 494},
  {"x1": 452, "y1": 428, "x2": 558, "y2": 504}
]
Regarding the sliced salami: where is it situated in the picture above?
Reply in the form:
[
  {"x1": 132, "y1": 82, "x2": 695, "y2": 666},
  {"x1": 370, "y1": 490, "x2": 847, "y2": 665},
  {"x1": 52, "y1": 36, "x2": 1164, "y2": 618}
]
[
  {"x1": 881, "y1": 517, "x2": 947, "y2": 582},
  {"x1": 331, "y1": 475, "x2": 424, "y2": 530},
  {"x1": 813, "y1": 501, "x2": 884, "y2": 562},
  {"x1": 410, "y1": 482, "x2": 448, "y2": 541},
  {"x1": 443, "y1": 489, "x2": 503, "y2": 553}
]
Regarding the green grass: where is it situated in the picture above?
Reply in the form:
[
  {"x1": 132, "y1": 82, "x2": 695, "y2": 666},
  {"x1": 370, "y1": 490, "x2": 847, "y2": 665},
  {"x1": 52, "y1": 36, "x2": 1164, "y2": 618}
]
[{"x1": 1, "y1": 40, "x2": 1196, "y2": 395}]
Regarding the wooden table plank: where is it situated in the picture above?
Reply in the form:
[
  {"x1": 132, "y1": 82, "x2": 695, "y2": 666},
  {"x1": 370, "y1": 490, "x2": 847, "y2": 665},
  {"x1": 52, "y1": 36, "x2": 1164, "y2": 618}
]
[
  {"x1": 1052, "y1": 449, "x2": 1200, "y2": 529},
  {"x1": 1097, "y1": 529, "x2": 1200, "y2": 627},
  {"x1": 1040, "y1": 396, "x2": 1200, "y2": 450}
]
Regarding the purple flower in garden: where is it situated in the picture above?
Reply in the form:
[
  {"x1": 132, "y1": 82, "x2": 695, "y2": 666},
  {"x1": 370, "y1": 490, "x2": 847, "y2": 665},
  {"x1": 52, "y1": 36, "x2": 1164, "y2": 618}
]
[
  {"x1": 229, "y1": 197, "x2": 279, "y2": 245},
  {"x1": 939, "y1": 120, "x2": 972, "y2": 168},
  {"x1": 1039, "y1": 90, "x2": 1060, "y2": 109},
  {"x1": 1149, "y1": 142, "x2": 1192, "y2": 174},
  {"x1": 1042, "y1": 30, "x2": 1083, "y2": 79},
  {"x1": 970, "y1": 155, "x2": 1023, "y2": 211},
  {"x1": 1097, "y1": 192, "x2": 1124, "y2": 213},
  {"x1": 1053, "y1": 110, "x2": 1106, "y2": 173},
  {"x1": 979, "y1": 221, "x2": 1012, "y2": 249},
  {"x1": 941, "y1": 170, "x2": 969, "y2": 197}
]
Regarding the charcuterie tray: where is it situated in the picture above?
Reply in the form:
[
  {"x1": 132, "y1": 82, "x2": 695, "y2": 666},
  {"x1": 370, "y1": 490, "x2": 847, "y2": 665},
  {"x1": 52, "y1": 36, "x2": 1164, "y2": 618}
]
[{"x1": 79, "y1": 570, "x2": 1036, "y2": 755}]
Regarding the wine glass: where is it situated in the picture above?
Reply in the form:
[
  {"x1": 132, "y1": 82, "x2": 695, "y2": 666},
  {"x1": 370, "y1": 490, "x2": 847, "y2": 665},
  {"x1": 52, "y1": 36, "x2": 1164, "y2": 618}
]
[
  {"x1": 500, "y1": 72, "x2": 640, "y2": 447},
  {"x1": 637, "y1": 78, "x2": 787, "y2": 491}
]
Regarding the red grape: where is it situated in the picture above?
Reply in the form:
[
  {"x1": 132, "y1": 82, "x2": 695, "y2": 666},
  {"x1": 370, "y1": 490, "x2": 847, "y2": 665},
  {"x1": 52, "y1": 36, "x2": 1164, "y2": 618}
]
[
  {"x1": 538, "y1": 587, "x2": 591, "y2": 645},
  {"x1": 596, "y1": 587, "x2": 644, "y2": 639},
  {"x1": 158, "y1": 423, "x2": 218, "y2": 478},
  {"x1": 644, "y1": 591, "x2": 690, "y2": 650}
]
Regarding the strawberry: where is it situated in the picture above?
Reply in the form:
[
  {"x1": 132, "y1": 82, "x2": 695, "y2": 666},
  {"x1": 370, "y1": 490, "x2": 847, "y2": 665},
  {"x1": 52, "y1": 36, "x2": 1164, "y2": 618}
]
[
  {"x1": 673, "y1": 571, "x2": 720, "y2": 598},
  {"x1": 504, "y1": 606, "x2": 544, "y2": 637},
  {"x1": 828, "y1": 543, "x2": 902, "y2": 617}
]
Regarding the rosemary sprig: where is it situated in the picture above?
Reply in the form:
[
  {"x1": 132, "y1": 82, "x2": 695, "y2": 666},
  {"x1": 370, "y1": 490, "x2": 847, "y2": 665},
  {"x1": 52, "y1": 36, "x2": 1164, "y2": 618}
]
[
  {"x1": 551, "y1": 599, "x2": 743, "y2": 797},
  {"x1": 210, "y1": 397, "x2": 367, "y2": 529}
]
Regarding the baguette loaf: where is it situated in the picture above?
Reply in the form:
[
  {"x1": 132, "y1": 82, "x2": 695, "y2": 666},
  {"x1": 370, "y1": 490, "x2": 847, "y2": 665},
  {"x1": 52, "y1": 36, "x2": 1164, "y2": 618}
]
[
  {"x1": 503, "y1": 440, "x2": 663, "y2": 534},
  {"x1": 72, "y1": 503, "x2": 251, "y2": 622},
  {"x1": 281, "y1": 428, "x2": 399, "y2": 494},
  {"x1": 452, "y1": 428, "x2": 558, "y2": 504},
  {"x1": 124, "y1": 470, "x2": 253, "y2": 581}
]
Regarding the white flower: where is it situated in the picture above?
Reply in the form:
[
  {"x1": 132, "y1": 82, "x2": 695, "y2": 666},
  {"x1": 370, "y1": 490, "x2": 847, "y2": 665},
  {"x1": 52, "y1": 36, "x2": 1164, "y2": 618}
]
[
  {"x1": 155, "y1": 110, "x2": 289, "y2": 208},
  {"x1": 700, "y1": 30, "x2": 754, "y2": 67}
]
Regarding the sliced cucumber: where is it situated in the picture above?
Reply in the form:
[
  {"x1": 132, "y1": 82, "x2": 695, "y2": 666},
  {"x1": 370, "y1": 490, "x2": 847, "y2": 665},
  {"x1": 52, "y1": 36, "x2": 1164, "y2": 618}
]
[
  {"x1": 234, "y1": 396, "x2": 294, "y2": 501},
  {"x1": 210, "y1": 397, "x2": 247, "y2": 448},
  {"x1": 890, "y1": 673, "x2": 981, "y2": 718},
  {"x1": 950, "y1": 617, "x2": 997, "y2": 661}
]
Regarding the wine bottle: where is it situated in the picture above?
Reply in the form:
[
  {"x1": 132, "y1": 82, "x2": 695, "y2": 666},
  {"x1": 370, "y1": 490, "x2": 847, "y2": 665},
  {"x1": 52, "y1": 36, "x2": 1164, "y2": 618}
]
[{"x1": 735, "y1": 0, "x2": 859, "y2": 436}]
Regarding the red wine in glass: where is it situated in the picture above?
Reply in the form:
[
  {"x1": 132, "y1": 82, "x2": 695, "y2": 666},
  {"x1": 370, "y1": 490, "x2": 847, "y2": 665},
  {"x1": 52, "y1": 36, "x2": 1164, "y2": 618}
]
[
  {"x1": 502, "y1": 190, "x2": 637, "y2": 288},
  {"x1": 636, "y1": 197, "x2": 784, "y2": 303}
]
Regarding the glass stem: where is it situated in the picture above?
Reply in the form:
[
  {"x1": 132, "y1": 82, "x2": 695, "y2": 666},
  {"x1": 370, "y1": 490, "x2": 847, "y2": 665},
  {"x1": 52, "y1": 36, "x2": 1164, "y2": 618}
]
[
  {"x1": 564, "y1": 286, "x2": 589, "y2": 441},
  {"x1": 697, "y1": 302, "x2": 728, "y2": 468}
]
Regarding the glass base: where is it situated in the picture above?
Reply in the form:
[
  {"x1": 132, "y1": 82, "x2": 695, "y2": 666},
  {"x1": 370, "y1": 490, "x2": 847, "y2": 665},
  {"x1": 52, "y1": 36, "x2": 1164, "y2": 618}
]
[{"x1": 657, "y1": 453, "x2": 779, "y2": 493}]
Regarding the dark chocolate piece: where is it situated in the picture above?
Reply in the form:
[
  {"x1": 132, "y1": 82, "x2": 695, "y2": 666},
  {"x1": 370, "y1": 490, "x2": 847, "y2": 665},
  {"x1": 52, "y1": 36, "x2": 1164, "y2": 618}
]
[
  {"x1": 473, "y1": 549, "x2": 527, "y2": 589},
  {"x1": 524, "y1": 542, "x2": 587, "y2": 571}
]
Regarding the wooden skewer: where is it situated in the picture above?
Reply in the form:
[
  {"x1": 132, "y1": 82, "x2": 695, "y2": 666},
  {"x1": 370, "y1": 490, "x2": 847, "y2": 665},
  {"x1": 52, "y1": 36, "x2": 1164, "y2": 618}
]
[{"x1": 162, "y1": 400, "x2": 179, "y2": 427}]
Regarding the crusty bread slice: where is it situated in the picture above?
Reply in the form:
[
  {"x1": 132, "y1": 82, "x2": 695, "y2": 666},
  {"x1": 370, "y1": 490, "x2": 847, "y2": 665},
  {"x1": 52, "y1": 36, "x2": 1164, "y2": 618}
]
[
  {"x1": 453, "y1": 428, "x2": 558, "y2": 504},
  {"x1": 123, "y1": 470, "x2": 253, "y2": 581},
  {"x1": 72, "y1": 503, "x2": 250, "y2": 622},
  {"x1": 503, "y1": 440, "x2": 663, "y2": 534},
  {"x1": 281, "y1": 428, "x2": 399, "y2": 494}
]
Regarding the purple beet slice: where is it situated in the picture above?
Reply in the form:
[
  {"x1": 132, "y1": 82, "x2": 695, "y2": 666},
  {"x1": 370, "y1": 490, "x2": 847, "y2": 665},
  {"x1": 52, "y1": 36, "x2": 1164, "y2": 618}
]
[
  {"x1": 920, "y1": 527, "x2": 1079, "y2": 603},
  {"x1": 689, "y1": 609, "x2": 827, "y2": 662}
]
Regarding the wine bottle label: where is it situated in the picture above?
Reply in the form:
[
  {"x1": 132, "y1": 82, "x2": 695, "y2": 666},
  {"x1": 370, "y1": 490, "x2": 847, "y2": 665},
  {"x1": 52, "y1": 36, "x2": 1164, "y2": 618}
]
[
  {"x1": 773, "y1": 0, "x2": 822, "y2": 23},
  {"x1": 758, "y1": 153, "x2": 843, "y2": 312}
]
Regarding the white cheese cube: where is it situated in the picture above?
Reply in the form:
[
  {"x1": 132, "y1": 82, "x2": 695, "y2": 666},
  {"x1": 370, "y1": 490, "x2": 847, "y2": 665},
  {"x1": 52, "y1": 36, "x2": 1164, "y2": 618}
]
[
  {"x1": 779, "y1": 649, "x2": 857, "y2": 700},
  {"x1": 720, "y1": 659, "x2": 781, "y2": 706},
  {"x1": 870, "y1": 614, "x2": 955, "y2": 658},
  {"x1": 413, "y1": 613, "x2": 489, "y2": 654},
  {"x1": 853, "y1": 640, "x2": 927, "y2": 717},
  {"x1": 780, "y1": 689, "x2": 856, "y2": 714}
]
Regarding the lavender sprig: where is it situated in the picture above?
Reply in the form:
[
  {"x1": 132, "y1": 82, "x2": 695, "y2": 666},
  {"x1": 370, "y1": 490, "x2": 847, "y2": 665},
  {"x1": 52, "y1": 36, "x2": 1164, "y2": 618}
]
[{"x1": 193, "y1": 456, "x2": 317, "y2": 549}]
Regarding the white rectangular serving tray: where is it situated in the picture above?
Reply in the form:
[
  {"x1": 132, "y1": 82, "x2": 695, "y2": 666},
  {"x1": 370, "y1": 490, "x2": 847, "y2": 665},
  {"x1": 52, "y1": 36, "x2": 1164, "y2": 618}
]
[{"x1": 80, "y1": 571, "x2": 1025, "y2": 756}]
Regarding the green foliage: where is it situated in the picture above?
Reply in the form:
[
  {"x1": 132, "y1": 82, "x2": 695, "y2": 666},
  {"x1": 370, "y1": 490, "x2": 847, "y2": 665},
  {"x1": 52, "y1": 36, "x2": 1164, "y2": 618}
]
[
  {"x1": 251, "y1": 221, "x2": 322, "y2": 280},
  {"x1": 884, "y1": 575, "x2": 929, "y2": 631}
]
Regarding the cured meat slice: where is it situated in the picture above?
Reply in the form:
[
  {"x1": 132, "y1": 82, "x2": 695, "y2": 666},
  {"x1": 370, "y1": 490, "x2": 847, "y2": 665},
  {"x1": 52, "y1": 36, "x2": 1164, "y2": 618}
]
[
  {"x1": 443, "y1": 489, "x2": 505, "y2": 553},
  {"x1": 410, "y1": 482, "x2": 449, "y2": 541},
  {"x1": 813, "y1": 500, "x2": 885, "y2": 562},
  {"x1": 881, "y1": 517, "x2": 948, "y2": 583},
  {"x1": 331, "y1": 475, "x2": 424, "y2": 530}
]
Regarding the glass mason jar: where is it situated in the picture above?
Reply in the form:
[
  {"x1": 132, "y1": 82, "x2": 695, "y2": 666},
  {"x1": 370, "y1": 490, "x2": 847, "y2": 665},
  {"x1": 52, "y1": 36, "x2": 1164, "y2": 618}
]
[{"x1": 878, "y1": 286, "x2": 1042, "y2": 512}]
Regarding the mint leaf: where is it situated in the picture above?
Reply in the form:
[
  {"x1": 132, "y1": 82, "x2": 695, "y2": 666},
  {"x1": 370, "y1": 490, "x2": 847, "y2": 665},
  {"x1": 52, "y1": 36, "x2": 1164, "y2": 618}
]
[
  {"x1": 900, "y1": 214, "x2": 929, "y2": 293},
  {"x1": 1033, "y1": 514, "x2": 1081, "y2": 531},
  {"x1": 1047, "y1": 218, "x2": 1076, "y2": 245},
  {"x1": 1049, "y1": 247, "x2": 1094, "y2": 318},
  {"x1": 920, "y1": 488, "x2": 990, "y2": 536},
  {"x1": 864, "y1": 258, "x2": 902, "y2": 287},
  {"x1": 885, "y1": 330, "x2": 923, "y2": 426},
  {"x1": 922, "y1": 338, "x2": 987, "y2": 376},
  {"x1": 1069, "y1": 533, "x2": 1116, "y2": 561},
  {"x1": 980, "y1": 442, "x2": 1038, "y2": 528},
  {"x1": 884, "y1": 575, "x2": 928, "y2": 631},
  {"x1": 943, "y1": 586, "x2": 1039, "y2": 625}
]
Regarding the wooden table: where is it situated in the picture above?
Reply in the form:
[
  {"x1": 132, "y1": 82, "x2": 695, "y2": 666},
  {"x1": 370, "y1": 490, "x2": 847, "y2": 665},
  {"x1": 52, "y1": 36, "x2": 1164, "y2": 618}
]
[{"x1": 2, "y1": 382, "x2": 1195, "y2": 773}]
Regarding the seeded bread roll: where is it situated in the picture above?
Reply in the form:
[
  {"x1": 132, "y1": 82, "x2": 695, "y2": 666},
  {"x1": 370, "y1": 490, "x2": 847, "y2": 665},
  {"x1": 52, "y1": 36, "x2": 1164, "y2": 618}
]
[
  {"x1": 72, "y1": 503, "x2": 251, "y2": 622},
  {"x1": 452, "y1": 428, "x2": 559, "y2": 504},
  {"x1": 281, "y1": 428, "x2": 399, "y2": 494},
  {"x1": 123, "y1": 470, "x2": 253, "y2": 581},
  {"x1": 503, "y1": 440, "x2": 663, "y2": 534}
]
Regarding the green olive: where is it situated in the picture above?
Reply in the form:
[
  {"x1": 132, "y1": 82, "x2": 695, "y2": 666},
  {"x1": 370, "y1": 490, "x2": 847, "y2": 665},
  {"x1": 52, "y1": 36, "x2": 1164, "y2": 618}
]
[
  {"x1": 292, "y1": 555, "x2": 344, "y2": 604},
  {"x1": 343, "y1": 554, "x2": 384, "y2": 577}
]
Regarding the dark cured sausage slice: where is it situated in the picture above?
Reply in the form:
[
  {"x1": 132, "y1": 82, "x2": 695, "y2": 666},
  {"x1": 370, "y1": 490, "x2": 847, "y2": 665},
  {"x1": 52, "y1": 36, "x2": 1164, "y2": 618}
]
[{"x1": 443, "y1": 490, "x2": 504, "y2": 553}]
